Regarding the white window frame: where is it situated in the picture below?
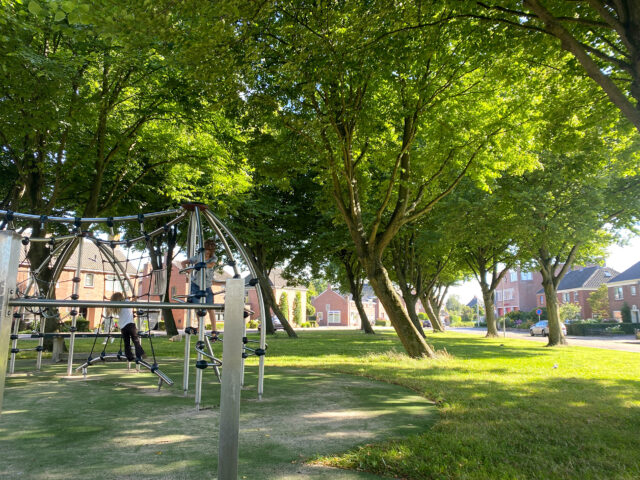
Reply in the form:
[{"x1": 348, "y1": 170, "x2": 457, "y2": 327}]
[
  {"x1": 520, "y1": 271, "x2": 532, "y2": 281},
  {"x1": 562, "y1": 293, "x2": 570, "y2": 303},
  {"x1": 631, "y1": 286, "x2": 637, "y2": 296},
  {"x1": 574, "y1": 291, "x2": 579, "y2": 302},
  {"x1": 327, "y1": 311, "x2": 341, "y2": 324},
  {"x1": 615, "y1": 287, "x2": 623, "y2": 300},
  {"x1": 540, "y1": 295, "x2": 544, "y2": 305},
  {"x1": 316, "y1": 312, "x2": 323, "y2": 322},
  {"x1": 510, "y1": 271, "x2": 517, "y2": 282},
  {"x1": 84, "y1": 273, "x2": 94, "y2": 287}
]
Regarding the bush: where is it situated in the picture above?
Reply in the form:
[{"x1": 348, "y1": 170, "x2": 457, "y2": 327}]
[
  {"x1": 300, "y1": 322, "x2": 312, "y2": 328},
  {"x1": 621, "y1": 303, "x2": 632, "y2": 323},
  {"x1": 450, "y1": 318, "x2": 475, "y2": 327},
  {"x1": 449, "y1": 314, "x2": 461, "y2": 325},
  {"x1": 566, "y1": 322, "x2": 638, "y2": 336},
  {"x1": 76, "y1": 317, "x2": 89, "y2": 331},
  {"x1": 375, "y1": 318, "x2": 388, "y2": 327},
  {"x1": 158, "y1": 320, "x2": 165, "y2": 331},
  {"x1": 247, "y1": 319, "x2": 259, "y2": 329}
]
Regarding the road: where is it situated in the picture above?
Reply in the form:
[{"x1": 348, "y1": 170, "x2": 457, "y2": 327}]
[{"x1": 449, "y1": 327, "x2": 640, "y2": 353}]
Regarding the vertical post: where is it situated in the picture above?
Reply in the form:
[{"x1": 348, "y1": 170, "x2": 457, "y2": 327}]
[
  {"x1": 193, "y1": 206, "x2": 205, "y2": 411},
  {"x1": 67, "y1": 237, "x2": 84, "y2": 376},
  {"x1": 0, "y1": 231, "x2": 22, "y2": 413},
  {"x1": 218, "y1": 278, "x2": 244, "y2": 480},
  {"x1": 183, "y1": 211, "x2": 197, "y2": 396}
]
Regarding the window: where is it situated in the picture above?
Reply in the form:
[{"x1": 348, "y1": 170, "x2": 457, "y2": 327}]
[
  {"x1": 520, "y1": 271, "x2": 532, "y2": 281},
  {"x1": 495, "y1": 291, "x2": 502, "y2": 302},
  {"x1": 574, "y1": 291, "x2": 579, "y2": 302},
  {"x1": 540, "y1": 295, "x2": 544, "y2": 305},
  {"x1": 328, "y1": 311, "x2": 341, "y2": 324},
  {"x1": 562, "y1": 293, "x2": 570, "y2": 303},
  {"x1": 510, "y1": 271, "x2": 518, "y2": 282},
  {"x1": 615, "y1": 287, "x2": 623, "y2": 300},
  {"x1": 170, "y1": 286, "x2": 177, "y2": 300},
  {"x1": 84, "y1": 273, "x2": 94, "y2": 287},
  {"x1": 316, "y1": 312, "x2": 323, "y2": 322},
  {"x1": 504, "y1": 289, "x2": 514, "y2": 301},
  {"x1": 631, "y1": 286, "x2": 637, "y2": 296},
  {"x1": 106, "y1": 274, "x2": 128, "y2": 293}
]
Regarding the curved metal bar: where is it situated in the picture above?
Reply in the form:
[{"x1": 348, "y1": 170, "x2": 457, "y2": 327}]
[
  {"x1": 201, "y1": 212, "x2": 240, "y2": 278},
  {"x1": 93, "y1": 210, "x2": 187, "y2": 247},
  {"x1": 0, "y1": 209, "x2": 182, "y2": 225},
  {"x1": 75, "y1": 355, "x2": 173, "y2": 386},
  {"x1": 202, "y1": 210, "x2": 267, "y2": 400},
  {"x1": 47, "y1": 237, "x2": 80, "y2": 299},
  {"x1": 27, "y1": 235, "x2": 77, "y2": 243}
]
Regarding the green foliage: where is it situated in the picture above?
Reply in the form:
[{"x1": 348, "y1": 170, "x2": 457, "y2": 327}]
[
  {"x1": 246, "y1": 319, "x2": 259, "y2": 329},
  {"x1": 279, "y1": 292, "x2": 289, "y2": 320},
  {"x1": 293, "y1": 292, "x2": 303, "y2": 325},
  {"x1": 559, "y1": 303, "x2": 582, "y2": 322},
  {"x1": 621, "y1": 303, "x2": 632, "y2": 323},
  {"x1": 566, "y1": 322, "x2": 638, "y2": 336},
  {"x1": 375, "y1": 319, "x2": 389, "y2": 327},
  {"x1": 588, "y1": 285, "x2": 610, "y2": 319}
]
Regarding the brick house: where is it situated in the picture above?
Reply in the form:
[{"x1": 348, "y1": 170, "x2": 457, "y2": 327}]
[
  {"x1": 139, "y1": 261, "x2": 235, "y2": 330},
  {"x1": 245, "y1": 269, "x2": 307, "y2": 325},
  {"x1": 17, "y1": 239, "x2": 136, "y2": 329},
  {"x1": 536, "y1": 265, "x2": 619, "y2": 319},
  {"x1": 607, "y1": 261, "x2": 640, "y2": 323},
  {"x1": 312, "y1": 285, "x2": 377, "y2": 327},
  {"x1": 494, "y1": 268, "x2": 543, "y2": 316}
]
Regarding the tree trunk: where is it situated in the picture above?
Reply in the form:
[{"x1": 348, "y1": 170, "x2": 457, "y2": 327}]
[
  {"x1": 482, "y1": 288, "x2": 499, "y2": 338},
  {"x1": 161, "y1": 227, "x2": 178, "y2": 336},
  {"x1": 540, "y1": 274, "x2": 567, "y2": 346},
  {"x1": 255, "y1": 269, "x2": 297, "y2": 338},
  {"x1": 421, "y1": 293, "x2": 444, "y2": 332},
  {"x1": 403, "y1": 292, "x2": 426, "y2": 337},
  {"x1": 353, "y1": 291, "x2": 374, "y2": 334},
  {"x1": 341, "y1": 254, "x2": 374, "y2": 334},
  {"x1": 364, "y1": 258, "x2": 435, "y2": 358}
]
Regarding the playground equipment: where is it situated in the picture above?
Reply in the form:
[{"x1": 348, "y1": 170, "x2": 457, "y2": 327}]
[{"x1": 0, "y1": 203, "x2": 265, "y2": 479}]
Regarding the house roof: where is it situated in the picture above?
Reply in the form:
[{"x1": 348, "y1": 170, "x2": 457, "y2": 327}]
[
  {"x1": 537, "y1": 266, "x2": 619, "y2": 294},
  {"x1": 609, "y1": 261, "x2": 640, "y2": 284},
  {"x1": 467, "y1": 297, "x2": 480, "y2": 308},
  {"x1": 63, "y1": 239, "x2": 137, "y2": 274},
  {"x1": 266, "y1": 269, "x2": 307, "y2": 290}
]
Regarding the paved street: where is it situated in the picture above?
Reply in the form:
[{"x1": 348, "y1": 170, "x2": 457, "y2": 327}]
[{"x1": 449, "y1": 327, "x2": 640, "y2": 353}]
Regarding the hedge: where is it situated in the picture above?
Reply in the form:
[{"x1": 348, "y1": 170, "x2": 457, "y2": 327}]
[{"x1": 566, "y1": 322, "x2": 639, "y2": 336}]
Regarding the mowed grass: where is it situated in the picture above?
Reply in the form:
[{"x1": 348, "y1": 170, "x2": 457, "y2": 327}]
[
  {"x1": 254, "y1": 330, "x2": 640, "y2": 480},
  {"x1": 5, "y1": 330, "x2": 640, "y2": 479}
]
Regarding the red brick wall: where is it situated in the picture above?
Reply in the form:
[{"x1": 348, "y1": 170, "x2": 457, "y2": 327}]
[{"x1": 312, "y1": 289, "x2": 349, "y2": 326}]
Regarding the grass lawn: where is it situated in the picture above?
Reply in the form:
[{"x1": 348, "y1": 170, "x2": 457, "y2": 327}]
[{"x1": 3, "y1": 330, "x2": 640, "y2": 479}]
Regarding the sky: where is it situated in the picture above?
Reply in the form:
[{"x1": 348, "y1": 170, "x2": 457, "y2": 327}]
[{"x1": 448, "y1": 234, "x2": 640, "y2": 305}]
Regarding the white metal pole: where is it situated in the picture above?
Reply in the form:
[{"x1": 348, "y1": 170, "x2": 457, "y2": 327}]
[
  {"x1": 66, "y1": 237, "x2": 84, "y2": 376},
  {"x1": 0, "y1": 231, "x2": 23, "y2": 413},
  {"x1": 218, "y1": 278, "x2": 244, "y2": 480},
  {"x1": 183, "y1": 211, "x2": 197, "y2": 396},
  {"x1": 193, "y1": 206, "x2": 206, "y2": 411}
]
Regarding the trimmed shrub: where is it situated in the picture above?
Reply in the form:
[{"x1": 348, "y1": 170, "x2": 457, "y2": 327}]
[
  {"x1": 375, "y1": 318, "x2": 388, "y2": 327},
  {"x1": 76, "y1": 317, "x2": 89, "y2": 331},
  {"x1": 621, "y1": 303, "x2": 632, "y2": 323},
  {"x1": 567, "y1": 322, "x2": 638, "y2": 336}
]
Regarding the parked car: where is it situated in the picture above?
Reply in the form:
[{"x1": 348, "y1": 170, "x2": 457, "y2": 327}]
[
  {"x1": 530, "y1": 320, "x2": 567, "y2": 337},
  {"x1": 271, "y1": 316, "x2": 284, "y2": 331},
  {"x1": 422, "y1": 319, "x2": 432, "y2": 328}
]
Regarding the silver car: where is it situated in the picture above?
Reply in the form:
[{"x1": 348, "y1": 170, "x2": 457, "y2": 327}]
[{"x1": 530, "y1": 320, "x2": 567, "y2": 337}]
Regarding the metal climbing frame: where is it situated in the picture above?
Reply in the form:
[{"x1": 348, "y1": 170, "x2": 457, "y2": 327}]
[{"x1": 0, "y1": 204, "x2": 267, "y2": 403}]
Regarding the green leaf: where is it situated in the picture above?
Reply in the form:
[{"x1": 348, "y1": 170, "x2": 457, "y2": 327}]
[
  {"x1": 54, "y1": 9, "x2": 65, "y2": 22},
  {"x1": 27, "y1": 0, "x2": 43, "y2": 16},
  {"x1": 61, "y1": 1, "x2": 75, "y2": 13}
]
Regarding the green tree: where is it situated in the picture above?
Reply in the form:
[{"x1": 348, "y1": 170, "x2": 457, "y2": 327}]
[
  {"x1": 279, "y1": 292, "x2": 289, "y2": 321},
  {"x1": 476, "y1": 1, "x2": 640, "y2": 133},
  {"x1": 588, "y1": 284, "x2": 610, "y2": 320},
  {"x1": 621, "y1": 302, "x2": 632, "y2": 323},
  {"x1": 559, "y1": 303, "x2": 581, "y2": 322},
  {"x1": 293, "y1": 292, "x2": 303, "y2": 325},
  {"x1": 241, "y1": 2, "x2": 532, "y2": 357}
]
